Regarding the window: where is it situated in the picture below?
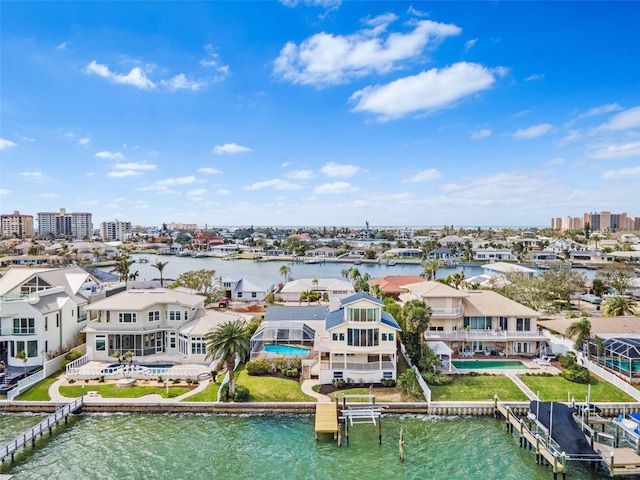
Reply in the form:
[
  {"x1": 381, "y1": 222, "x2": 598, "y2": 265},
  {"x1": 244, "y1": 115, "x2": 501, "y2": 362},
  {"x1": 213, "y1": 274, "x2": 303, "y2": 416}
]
[
  {"x1": 383, "y1": 371, "x2": 393, "y2": 380},
  {"x1": 191, "y1": 337, "x2": 206, "y2": 355},
  {"x1": 96, "y1": 335, "x2": 106, "y2": 351},
  {"x1": 184, "y1": 310, "x2": 189, "y2": 321},
  {"x1": 388, "y1": 333, "x2": 395, "y2": 341},
  {"x1": 45, "y1": 317, "x2": 48, "y2": 332},
  {"x1": 333, "y1": 371, "x2": 343, "y2": 380},
  {"x1": 381, "y1": 333, "x2": 387, "y2": 341},
  {"x1": 15, "y1": 341, "x2": 25, "y2": 357},
  {"x1": 167, "y1": 310, "x2": 182, "y2": 321},
  {"x1": 169, "y1": 332, "x2": 176, "y2": 349},
  {"x1": 148, "y1": 311, "x2": 160, "y2": 322},
  {"x1": 339, "y1": 333, "x2": 344, "y2": 341},
  {"x1": 238, "y1": 292, "x2": 243, "y2": 298},
  {"x1": 347, "y1": 328, "x2": 379, "y2": 347},
  {"x1": 252, "y1": 292, "x2": 257, "y2": 298},
  {"x1": 347, "y1": 308, "x2": 380, "y2": 322},
  {"x1": 119, "y1": 312, "x2": 137, "y2": 323},
  {"x1": 223, "y1": 282, "x2": 231, "y2": 288},
  {"x1": 516, "y1": 318, "x2": 531, "y2": 332},
  {"x1": 332, "y1": 333, "x2": 338, "y2": 341},
  {"x1": 178, "y1": 334, "x2": 189, "y2": 355},
  {"x1": 56, "y1": 313, "x2": 60, "y2": 328},
  {"x1": 27, "y1": 340, "x2": 38, "y2": 357},
  {"x1": 13, "y1": 318, "x2": 35, "y2": 334},
  {"x1": 499, "y1": 317, "x2": 508, "y2": 331},
  {"x1": 463, "y1": 316, "x2": 493, "y2": 330}
]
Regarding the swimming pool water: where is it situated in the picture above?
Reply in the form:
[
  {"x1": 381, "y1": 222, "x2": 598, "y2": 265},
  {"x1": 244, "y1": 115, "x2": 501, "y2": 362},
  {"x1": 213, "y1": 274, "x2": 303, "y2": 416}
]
[
  {"x1": 452, "y1": 360, "x2": 529, "y2": 370},
  {"x1": 262, "y1": 344, "x2": 310, "y2": 356}
]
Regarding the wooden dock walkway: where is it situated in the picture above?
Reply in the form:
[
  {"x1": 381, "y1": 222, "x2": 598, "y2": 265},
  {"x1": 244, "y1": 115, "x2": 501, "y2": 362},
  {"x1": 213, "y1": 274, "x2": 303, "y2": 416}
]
[
  {"x1": 0, "y1": 398, "x2": 83, "y2": 464},
  {"x1": 314, "y1": 403, "x2": 338, "y2": 440},
  {"x1": 594, "y1": 441, "x2": 640, "y2": 476}
]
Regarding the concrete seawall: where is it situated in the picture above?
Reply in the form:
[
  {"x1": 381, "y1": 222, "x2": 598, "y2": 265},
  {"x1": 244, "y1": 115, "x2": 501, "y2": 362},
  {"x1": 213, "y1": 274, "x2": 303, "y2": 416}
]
[{"x1": 4, "y1": 401, "x2": 640, "y2": 416}]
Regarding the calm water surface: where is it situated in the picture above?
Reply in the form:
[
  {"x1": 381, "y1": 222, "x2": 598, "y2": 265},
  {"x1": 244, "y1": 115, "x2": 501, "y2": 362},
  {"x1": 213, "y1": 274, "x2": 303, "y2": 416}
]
[{"x1": 0, "y1": 414, "x2": 610, "y2": 479}]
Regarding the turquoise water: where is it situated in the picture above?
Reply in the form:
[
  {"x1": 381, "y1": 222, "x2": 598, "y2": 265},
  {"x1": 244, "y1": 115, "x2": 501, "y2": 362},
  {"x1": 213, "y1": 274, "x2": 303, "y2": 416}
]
[
  {"x1": 0, "y1": 414, "x2": 610, "y2": 479},
  {"x1": 262, "y1": 344, "x2": 310, "y2": 356},
  {"x1": 452, "y1": 360, "x2": 529, "y2": 370}
]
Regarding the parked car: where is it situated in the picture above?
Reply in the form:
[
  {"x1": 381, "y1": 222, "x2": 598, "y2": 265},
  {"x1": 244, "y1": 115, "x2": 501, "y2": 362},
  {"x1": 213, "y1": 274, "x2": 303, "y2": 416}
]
[{"x1": 218, "y1": 298, "x2": 229, "y2": 308}]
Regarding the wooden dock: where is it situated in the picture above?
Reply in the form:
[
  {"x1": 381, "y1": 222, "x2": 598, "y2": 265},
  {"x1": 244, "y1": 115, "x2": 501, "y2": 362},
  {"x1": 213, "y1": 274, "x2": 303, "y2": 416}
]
[
  {"x1": 0, "y1": 398, "x2": 83, "y2": 464},
  {"x1": 594, "y1": 441, "x2": 640, "y2": 476},
  {"x1": 314, "y1": 403, "x2": 338, "y2": 440}
]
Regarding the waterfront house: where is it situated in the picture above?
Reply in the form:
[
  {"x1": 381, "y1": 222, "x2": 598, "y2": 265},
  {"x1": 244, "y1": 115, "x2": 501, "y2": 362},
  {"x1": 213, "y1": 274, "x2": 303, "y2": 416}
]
[
  {"x1": 83, "y1": 288, "x2": 216, "y2": 362},
  {"x1": 251, "y1": 293, "x2": 401, "y2": 384},
  {"x1": 221, "y1": 273, "x2": 275, "y2": 302},
  {"x1": 0, "y1": 266, "x2": 107, "y2": 369},
  {"x1": 278, "y1": 278, "x2": 355, "y2": 302},
  {"x1": 481, "y1": 261, "x2": 537, "y2": 278},
  {"x1": 473, "y1": 248, "x2": 517, "y2": 261},
  {"x1": 399, "y1": 281, "x2": 547, "y2": 356},
  {"x1": 367, "y1": 275, "x2": 424, "y2": 300}
]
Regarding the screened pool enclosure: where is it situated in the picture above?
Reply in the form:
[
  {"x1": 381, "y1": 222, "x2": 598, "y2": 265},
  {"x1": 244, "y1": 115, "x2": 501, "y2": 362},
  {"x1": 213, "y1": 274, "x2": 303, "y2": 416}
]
[
  {"x1": 250, "y1": 321, "x2": 316, "y2": 360},
  {"x1": 589, "y1": 337, "x2": 640, "y2": 383}
]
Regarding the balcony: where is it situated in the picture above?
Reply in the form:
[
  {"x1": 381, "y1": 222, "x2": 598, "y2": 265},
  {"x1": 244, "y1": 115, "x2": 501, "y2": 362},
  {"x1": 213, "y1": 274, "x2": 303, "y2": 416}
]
[
  {"x1": 430, "y1": 306, "x2": 464, "y2": 317},
  {"x1": 320, "y1": 361, "x2": 395, "y2": 372},
  {"x1": 425, "y1": 330, "x2": 548, "y2": 341}
]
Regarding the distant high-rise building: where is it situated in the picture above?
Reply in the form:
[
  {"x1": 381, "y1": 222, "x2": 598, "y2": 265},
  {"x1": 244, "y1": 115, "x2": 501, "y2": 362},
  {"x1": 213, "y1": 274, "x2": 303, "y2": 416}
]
[
  {"x1": 1, "y1": 210, "x2": 34, "y2": 237},
  {"x1": 38, "y1": 208, "x2": 93, "y2": 239},
  {"x1": 100, "y1": 219, "x2": 132, "y2": 241}
]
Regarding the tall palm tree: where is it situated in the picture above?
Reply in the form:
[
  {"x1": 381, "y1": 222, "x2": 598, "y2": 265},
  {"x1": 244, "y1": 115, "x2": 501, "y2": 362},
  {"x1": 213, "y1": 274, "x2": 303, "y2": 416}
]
[
  {"x1": 349, "y1": 267, "x2": 361, "y2": 282},
  {"x1": 370, "y1": 284, "x2": 385, "y2": 300},
  {"x1": 420, "y1": 259, "x2": 442, "y2": 281},
  {"x1": 340, "y1": 269, "x2": 350, "y2": 279},
  {"x1": 204, "y1": 320, "x2": 250, "y2": 397},
  {"x1": 279, "y1": 265, "x2": 291, "y2": 283},
  {"x1": 565, "y1": 318, "x2": 592, "y2": 357},
  {"x1": 602, "y1": 296, "x2": 637, "y2": 317},
  {"x1": 402, "y1": 299, "x2": 432, "y2": 355},
  {"x1": 115, "y1": 255, "x2": 133, "y2": 283},
  {"x1": 15, "y1": 350, "x2": 27, "y2": 378},
  {"x1": 153, "y1": 260, "x2": 169, "y2": 287},
  {"x1": 312, "y1": 278, "x2": 319, "y2": 290}
]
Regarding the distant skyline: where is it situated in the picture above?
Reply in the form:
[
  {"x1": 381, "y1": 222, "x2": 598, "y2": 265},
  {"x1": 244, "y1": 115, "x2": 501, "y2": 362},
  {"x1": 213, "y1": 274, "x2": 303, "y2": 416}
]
[{"x1": 1, "y1": 1, "x2": 639, "y2": 227}]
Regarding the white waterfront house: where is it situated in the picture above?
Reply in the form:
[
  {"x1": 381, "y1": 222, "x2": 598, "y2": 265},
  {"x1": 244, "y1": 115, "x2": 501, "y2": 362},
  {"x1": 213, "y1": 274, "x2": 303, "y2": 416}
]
[
  {"x1": 278, "y1": 278, "x2": 355, "y2": 302},
  {"x1": 0, "y1": 266, "x2": 108, "y2": 369},
  {"x1": 83, "y1": 288, "x2": 246, "y2": 363},
  {"x1": 221, "y1": 273, "x2": 275, "y2": 302}
]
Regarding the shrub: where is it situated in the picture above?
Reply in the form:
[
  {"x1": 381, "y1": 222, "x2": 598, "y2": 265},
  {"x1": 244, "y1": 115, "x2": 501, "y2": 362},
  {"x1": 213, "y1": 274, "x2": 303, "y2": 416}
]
[
  {"x1": 468, "y1": 371, "x2": 479, "y2": 377},
  {"x1": 422, "y1": 372, "x2": 454, "y2": 386},
  {"x1": 289, "y1": 358, "x2": 302, "y2": 371},
  {"x1": 172, "y1": 379, "x2": 181, "y2": 384},
  {"x1": 210, "y1": 370, "x2": 218, "y2": 382},
  {"x1": 332, "y1": 379, "x2": 346, "y2": 388},
  {"x1": 68, "y1": 378, "x2": 76, "y2": 384},
  {"x1": 559, "y1": 352, "x2": 577, "y2": 370},
  {"x1": 232, "y1": 385, "x2": 250, "y2": 402},
  {"x1": 246, "y1": 359, "x2": 274, "y2": 375},
  {"x1": 99, "y1": 376, "x2": 105, "y2": 383},
  {"x1": 220, "y1": 383, "x2": 229, "y2": 401},
  {"x1": 380, "y1": 378, "x2": 396, "y2": 387},
  {"x1": 562, "y1": 366, "x2": 590, "y2": 384},
  {"x1": 273, "y1": 358, "x2": 288, "y2": 372},
  {"x1": 285, "y1": 368, "x2": 299, "y2": 378}
]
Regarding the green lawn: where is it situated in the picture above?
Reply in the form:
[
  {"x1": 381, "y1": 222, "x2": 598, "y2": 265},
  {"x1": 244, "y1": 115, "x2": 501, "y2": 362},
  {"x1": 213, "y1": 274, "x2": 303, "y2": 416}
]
[
  {"x1": 334, "y1": 387, "x2": 414, "y2": 402},
  {"x1": 183, "y1": 382, "x2": 221, "y2": 402},
  {"x1": 58, "y1": 383, "x2": 191, "y2": 399},
  {"x1": 235, "y1": 368, "x2": 314, "y2": 402},
  {"x1": 430, "y1": 375, "x2": 529, "y2": 401},
  {"x1": 15, "y1": 375, "x2": 61, "y2": 401},
  {"x1": 519, "y1": 374, "x2": 635, "y2": 402}
]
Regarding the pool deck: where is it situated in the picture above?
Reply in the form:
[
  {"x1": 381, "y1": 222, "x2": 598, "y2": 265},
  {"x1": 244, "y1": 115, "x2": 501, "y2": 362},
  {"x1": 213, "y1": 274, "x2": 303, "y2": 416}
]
[{"x1": 447, "y1": 357, "x2": 560, "y2": 375}]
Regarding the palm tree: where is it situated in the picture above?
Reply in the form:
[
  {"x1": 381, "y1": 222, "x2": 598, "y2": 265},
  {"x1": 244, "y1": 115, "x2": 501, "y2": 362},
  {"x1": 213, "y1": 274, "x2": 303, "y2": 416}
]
[
  {"x1": 565, "y1": 318, "x2": 592, "y2": 357},
  {"x1": 114, "y1": 255, "x2": 133, "y2": 283},
  {"x1": 153, "y1": 260, "x2": 169, "y2": 287},
  {"x1": 312, "y1": 278, "x2": 319, "y2": 290},
  {"x1": 349, "y1": 267, "x2": 361, "y2": 282},
  {"x1": 420, "y1": 259, "x2": 442, "y2": 281},
  {"x1": 370, "y1": 284, "x2": 385, "y2": 300},
  {"x1": 402, "y1": 299, "x2": 432, "y2": 356},
  {"x1": 129, "y1": 270, "x2": 139, "y2": 281},
  {"x1": 279, "y1": 265, "x2": 291, "y2": 284},
  {"x1": 602, "y1": 296, "x2": 637, "y2": 317},
  {"x1": 340, "y1": 269, "x2": 350, "y2": 279},
  {"x1": 204, "y1": 320, "x2": 250, "y2": 397},
  {"x1": 15, "y1": 350, "x2": 27, "y2": 378}
]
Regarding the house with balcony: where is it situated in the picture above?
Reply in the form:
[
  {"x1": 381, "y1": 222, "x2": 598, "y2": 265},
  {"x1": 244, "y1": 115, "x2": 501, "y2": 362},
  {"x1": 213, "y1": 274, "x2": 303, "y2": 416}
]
[
  {"x1": 399, "y1": 281, "x2": 547, "y2": 356},
  {"x1": 0, "y1": 266, "x2": 104, "y2": 370},
  {"x1": 278, "y1": 278, "x2": 355, "y2": 302},
  {"x1": 251, "y1": 293, "x2": 401, "y2": 384},
  {"x1": 221, "y1": 273, "x2": 275, "y2": 302},
  {"x1": 83, "y1": 288, "x2": 244, "y2": 363}
]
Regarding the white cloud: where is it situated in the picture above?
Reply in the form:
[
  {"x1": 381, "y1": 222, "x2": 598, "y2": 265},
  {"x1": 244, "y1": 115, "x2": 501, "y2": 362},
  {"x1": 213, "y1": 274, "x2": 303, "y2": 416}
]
[
  {"x1": 77, "y1": 137, "x2": 91, "y2": 146},
  {"x1": 464, "y1": 38, "x2": 477, "y2": 52},
  {"x1": 19, "y1": 171, "x2": 49, "y2": 183},
  {"x1": 160, "y1": 74, "x2": 207, "y2": 92},
  {"x1": 216, "y1": 189, "x2": 231, "y2": 195},
  {"x1": 245, "y1": 179, "x2": 303, "y2": 190},
  {"x1": 524, "y1": 74, "x2": 544, "y2": 81},
  {"x1": 85, "y1": 60, "x2": 156, "y2": 90},
  {"x1": 286, "y1": 169, "x2": 314, "y2": 180},
  {"x1": 350, "y1": 62, "x2": 496, "y2": 120},
  {"x1": 280, "y1": 0, "x2": 342, "y2": 8},
  {"x1": 198, "y1": 167, "x2": 222, "y2": 174},
  {"x1": 0, "y1": 189, "x2": 11, "y2": 195},
  {"x1": 56, "y1": 41, "x2": 68, "y2": 50},
  {"x1": 212, "y1": 143, "x2": 252, "y2": 154},
  {"x1": 512, "y1": 123, "x2": 553, "y2": 139},
  {"x1": 576, "y1": 103, "x2": 622, "y2": 121},
  {"x1": 602, "y1": 166, "x2": 640, "y2": 179},
  {"x1": 95, "y1": 151, "x2": 125, "y2": 160},
  {"x1": 546, "y1": 157, "x2": 565, "y2": 165},
  {"x1": 320, "y1": 162, "x2": 360, "y2": 178},
  {"x1": 108, "y1": 170, "x2": 142, "y2": 178},
  {"x1": 274, "y1": 18, "x2": 461, "y2": 86},
  {"x1": 39, "y1": 193, "x2": 58, "y2": 198},
  {"x1": 471, "y1": 128, "x2": 492, "y2": 139},
  {"x1": 403, "y1": 169, "x2": 442, "y2": 183},
  {"x1": 597, "y1": 106, "x2": 640, "y2": 131},
  {"x1": 16, "y1": 135, "x2": 35, "y2": 143},
  {"x1": 313, "y1": 182, "x2": 358, "y2": 194},
  {"x1": 187, "y1": 189, "x2": 207, "y2": 196},
  {"x1": 0, "y1": 138, "x2": 18, "y2": 150},
  {"x1": 589, "y1": 141, "x2": 640, "y2": 160},
  {"x1": 113, "y1": 162, "x2": 156, "y2": 171},
  {"x1": 155, "y1": 176, "x2": 196, "y2": 186}
]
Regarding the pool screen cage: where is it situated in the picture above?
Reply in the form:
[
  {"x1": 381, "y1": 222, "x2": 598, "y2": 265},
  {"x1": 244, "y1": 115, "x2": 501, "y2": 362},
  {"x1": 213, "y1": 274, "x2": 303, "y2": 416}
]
[
  {"x1": 250, "y1": 321, "x2": 316, "y2": 360},
  {"x1": 589, "y1": 337, "x2": 640, "y2": 383}
]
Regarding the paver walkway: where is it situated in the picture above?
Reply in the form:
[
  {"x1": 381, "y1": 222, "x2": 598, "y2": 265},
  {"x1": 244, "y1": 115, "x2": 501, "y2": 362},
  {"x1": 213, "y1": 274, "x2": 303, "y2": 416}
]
[
  {"x1": 505, "y1": 373, "x2": 539, "y2": 401},
  {"x1": 301, "y1": 379, "x2": 331, "y2": 403}
]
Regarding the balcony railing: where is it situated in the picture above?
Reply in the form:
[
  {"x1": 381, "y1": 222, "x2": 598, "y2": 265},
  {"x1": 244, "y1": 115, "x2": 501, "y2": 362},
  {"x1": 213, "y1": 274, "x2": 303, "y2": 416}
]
[
  {"x1": 0, "y1": 293, "x2": 39, "y2": 303},
  {"x1": 426, "y1": 330, "x2": 547, "y2": 340},
  {"x1": 320, "y1": 361, "x2": 395, "y2": 372},
  {"x1": 431, "y1": 306, "x2": 464, "y2": 317}
]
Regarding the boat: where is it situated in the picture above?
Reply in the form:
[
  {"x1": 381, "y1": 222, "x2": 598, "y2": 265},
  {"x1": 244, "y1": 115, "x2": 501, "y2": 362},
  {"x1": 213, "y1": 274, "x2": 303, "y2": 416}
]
[
  {"x1": 137, "y1": 257, "x2": 149, "y2": 263},
  {"x1": 613, "y1": 413, "x2": 640, "y2": 444}
]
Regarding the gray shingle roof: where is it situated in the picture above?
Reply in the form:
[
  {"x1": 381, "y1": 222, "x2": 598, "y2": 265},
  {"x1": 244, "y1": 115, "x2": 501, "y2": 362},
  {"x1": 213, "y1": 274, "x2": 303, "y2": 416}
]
[{"x1": 264, "y1": 305, "x2": 328, "y2": 322}]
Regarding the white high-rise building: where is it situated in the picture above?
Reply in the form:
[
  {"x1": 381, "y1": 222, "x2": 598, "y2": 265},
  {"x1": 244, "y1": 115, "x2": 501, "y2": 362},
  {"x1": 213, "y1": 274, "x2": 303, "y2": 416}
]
[
  {"x1": 100, "y1": 219, "x2": 132, "y2": 241},
  {"x1": 37, "y1": 208, "x2": 93, "y2": 239}
]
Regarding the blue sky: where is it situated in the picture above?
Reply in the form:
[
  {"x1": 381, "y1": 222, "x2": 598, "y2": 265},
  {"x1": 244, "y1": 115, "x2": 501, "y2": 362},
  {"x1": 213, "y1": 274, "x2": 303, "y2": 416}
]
[{"x1": 1, "y1": 1, "x2": 639, "y2": 229}]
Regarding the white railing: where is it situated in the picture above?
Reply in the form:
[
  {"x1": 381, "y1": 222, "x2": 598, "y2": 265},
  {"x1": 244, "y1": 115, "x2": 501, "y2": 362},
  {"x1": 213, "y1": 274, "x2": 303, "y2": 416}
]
[
  {"x1": 426, "y1": 330, "x2": 547, "y2": 340},
  {"x1": 431, "y1": 307, "x2": 464, "y2": 316},
  {"x1": 65, "y1": 354, "x2": 89, "y2": 373},
  {"x1": 7, "y1": 369, "x2": 45, "y2": 401},
  {"x1": 301, "y1": 355, "x2": 320, "y2": 377},
  {"x1": 320, "y1": 361, "x2": 395, "y2": 372},
  {"x1": 66, "y1": 367, "x2": 204, "y2": 381},
  {"x1": 0, "y1": 293, "x2": 39, "y2": 303},
  {"x1": 581, "y1": 355, "x2": 640, "y2": 402},
  {"x1": 400, "y1": 343, "x2": 431, "y2": 404}
]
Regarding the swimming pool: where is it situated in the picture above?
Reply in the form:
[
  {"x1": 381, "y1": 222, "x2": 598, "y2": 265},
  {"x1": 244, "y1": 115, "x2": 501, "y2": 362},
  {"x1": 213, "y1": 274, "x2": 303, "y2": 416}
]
[
  {"x1": 261, "y1": 344, "x2": 310, "y2": 356},
  {"x1": 100, "y1": 363, "x2": 174, "y2": 375},
  {"x1": 452, "y1": 360, "x2": 529, "y2": 370}
]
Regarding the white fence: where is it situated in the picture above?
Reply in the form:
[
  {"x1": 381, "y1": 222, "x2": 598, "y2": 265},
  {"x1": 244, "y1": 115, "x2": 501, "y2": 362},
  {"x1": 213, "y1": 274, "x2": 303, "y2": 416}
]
[
  {"x1": 580, "y1": 354, "x2": 640, "y2": 402},
  {"x1": 400, "y1": 343, "x2": 431, "y2": 404}
]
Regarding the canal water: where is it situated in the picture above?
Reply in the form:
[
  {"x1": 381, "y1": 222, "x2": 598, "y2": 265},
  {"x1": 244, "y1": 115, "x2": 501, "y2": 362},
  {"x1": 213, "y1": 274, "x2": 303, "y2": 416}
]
[{"x1": 0, "y1": 413, "x2": 610, "y2": 479}]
